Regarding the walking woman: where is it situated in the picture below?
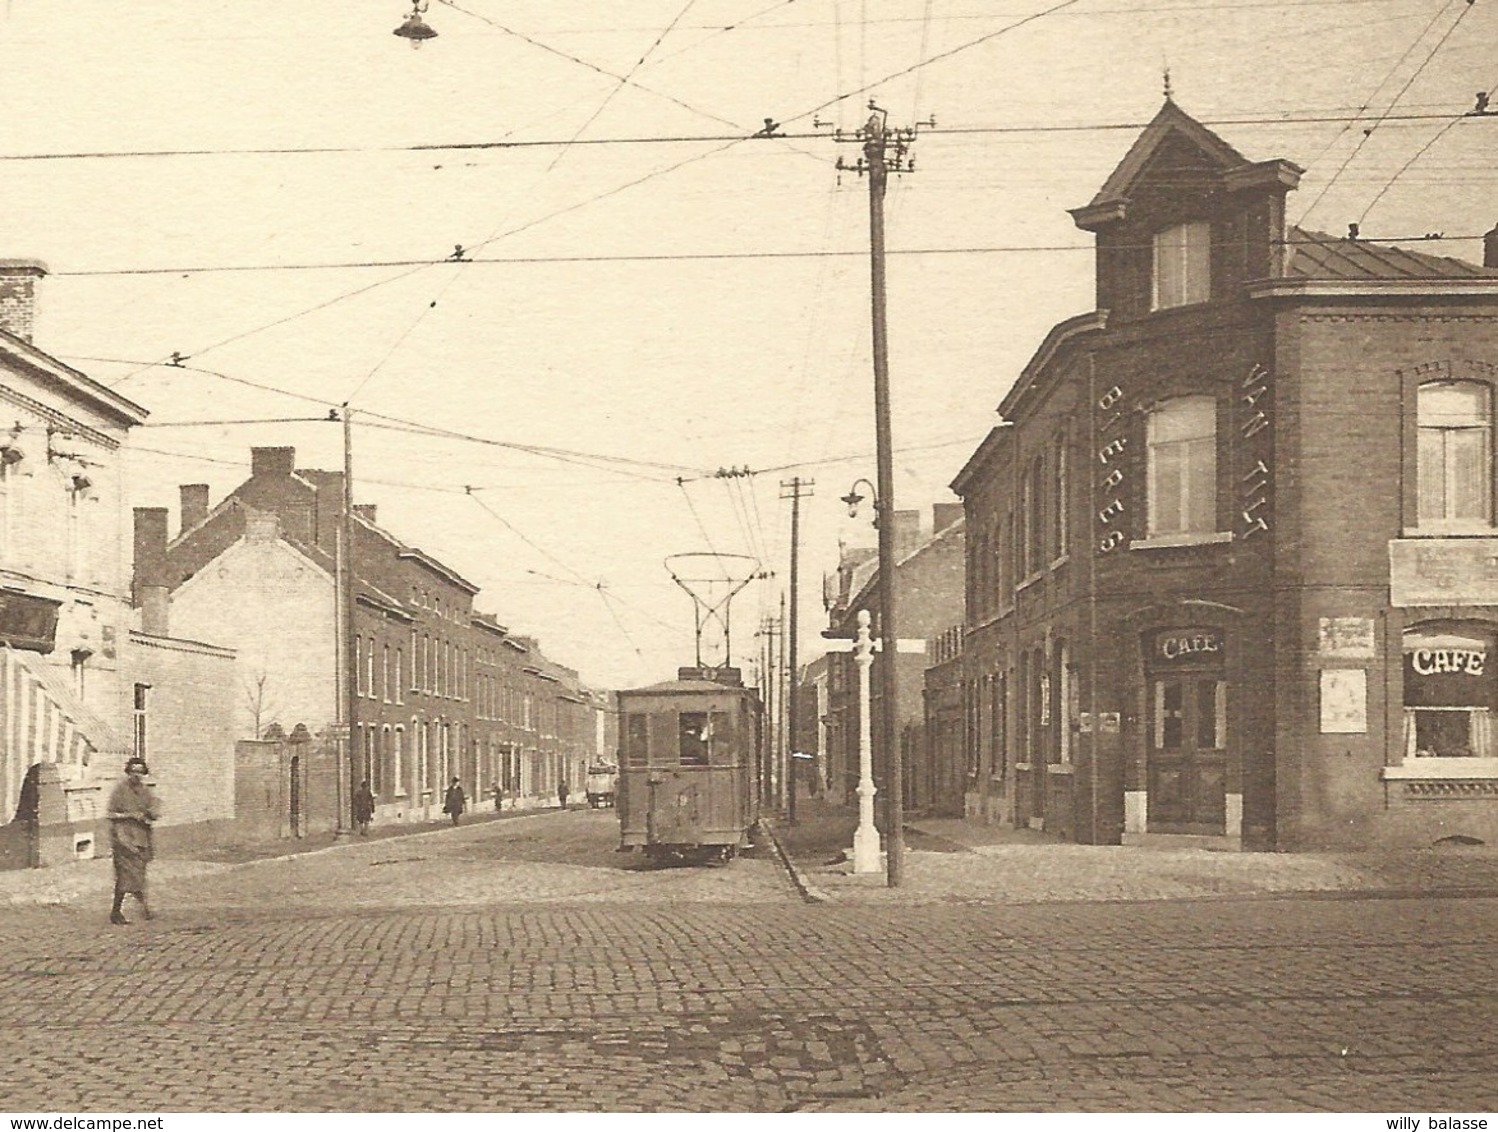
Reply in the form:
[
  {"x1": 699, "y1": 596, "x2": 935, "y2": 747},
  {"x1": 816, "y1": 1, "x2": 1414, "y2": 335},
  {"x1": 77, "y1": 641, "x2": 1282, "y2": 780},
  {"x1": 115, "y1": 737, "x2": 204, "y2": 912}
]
[{"x1": 107, "y1": 757, "x2": 160, "y2": 925}]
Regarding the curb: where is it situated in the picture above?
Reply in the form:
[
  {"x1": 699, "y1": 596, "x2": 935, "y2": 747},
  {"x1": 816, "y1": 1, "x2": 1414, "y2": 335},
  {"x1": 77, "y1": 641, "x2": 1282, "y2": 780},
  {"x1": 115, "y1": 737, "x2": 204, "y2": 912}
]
[{"x1": 756, "y1": 818, "x2": 831, "y2": 904}]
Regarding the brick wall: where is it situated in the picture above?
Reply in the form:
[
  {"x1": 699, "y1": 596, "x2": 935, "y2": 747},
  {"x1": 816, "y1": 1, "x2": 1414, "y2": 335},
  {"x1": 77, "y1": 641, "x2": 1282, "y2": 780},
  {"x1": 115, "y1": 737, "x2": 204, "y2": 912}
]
[
  {"x1": 170, "y1": 534, "x2": 337, "y2": 741},
  {"x1": 122, "y1": 631, "x2": 236, "y2": 831}
]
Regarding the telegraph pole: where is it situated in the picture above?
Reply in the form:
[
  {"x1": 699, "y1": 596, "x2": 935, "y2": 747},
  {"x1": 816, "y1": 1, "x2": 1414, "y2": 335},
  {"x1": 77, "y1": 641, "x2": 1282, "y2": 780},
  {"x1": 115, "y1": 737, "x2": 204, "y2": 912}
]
[
  {"x1": 837, "y1": 102, "x2": 927, "y2": 887},
  {"x1": 333, "y1": 404, "x2": 357, "y2": 835},
  {"x1": 780, "y1": 477, "x2": 814, "y2": 823},
  {"x1": 779, "y1": 590, "x2": 789, "y2": 815}
]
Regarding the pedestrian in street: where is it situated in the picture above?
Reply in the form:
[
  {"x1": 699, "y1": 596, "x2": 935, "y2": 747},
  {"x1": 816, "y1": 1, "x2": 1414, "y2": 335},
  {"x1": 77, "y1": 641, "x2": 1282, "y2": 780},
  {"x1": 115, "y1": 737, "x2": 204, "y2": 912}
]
[
  {"x1": 557, "y1": 780, "x2": 569, "y2": 811},
  {"x1": 492, "y1": 781, "x2": 504, "y2": 812},
  {"x1": 443, "y1": 777, "x2": 466, "y2": 826},
  {"x1": 107, "y1": 756, "x2": 160, "y2": 925},
  {"x1": 353, "y1": 780, "x2": 375, "y2": 836}
]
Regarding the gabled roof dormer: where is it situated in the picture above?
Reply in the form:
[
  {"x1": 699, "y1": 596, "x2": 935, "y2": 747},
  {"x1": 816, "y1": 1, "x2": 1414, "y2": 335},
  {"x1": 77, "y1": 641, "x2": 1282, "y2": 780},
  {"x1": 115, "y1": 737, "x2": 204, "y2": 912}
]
[{"x1": 1069, "y1": 99, "x2": 1303, "y2": 320}]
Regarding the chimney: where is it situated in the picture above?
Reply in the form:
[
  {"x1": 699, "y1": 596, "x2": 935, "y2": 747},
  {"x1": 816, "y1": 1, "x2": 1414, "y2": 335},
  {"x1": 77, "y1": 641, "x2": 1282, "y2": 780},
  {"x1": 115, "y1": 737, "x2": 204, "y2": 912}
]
[
  {"x1": 1486, "y1": 223, "x2": 1498, "y2": 269},
  {"x1": 892, "y1": 509, "x2": 923, "y2": 560},
  {"x1": 932, "y1": 503, "x2": 964, "y2": 532},
  {"x1": 179, "y1": 484, "x2": 210, "y2": 533},
  {"x1": 0, "y1": 260, "x2": 47, "y2": 343},
  {"x1": 301, "y1": 469, "x2": 345, "y2": 551},
  {"x1": 353, "y1": 504, "x2": 377, "y2": 526},
  {"x1": 250, "y1": 446, "x2": 296, "y2": 479},
  {"x1": 132, "y1": 507, "x2": 170, "y2": 635}
]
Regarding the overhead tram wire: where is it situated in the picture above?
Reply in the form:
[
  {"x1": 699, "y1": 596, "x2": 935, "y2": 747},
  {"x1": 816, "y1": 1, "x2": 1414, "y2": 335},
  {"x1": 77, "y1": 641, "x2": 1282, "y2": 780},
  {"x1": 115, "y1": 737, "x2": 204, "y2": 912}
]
[
  {"x1": 52, "y1": 221, "x2": 1498, "y2": 283},
  {"x1": 71, "y1": 6, "x2": 1485, "y2": 397},
  {"x1": 1297, "y1": 0, "x2": 1474, "y2": 226},
  {"x1": 542, "y1": 0, "x2": 702, "y2": 174},
  {"x1": 344, "y1": 2, "x2": 712, "y2": 410},
  {"x1": 76, "y1": 352, "x2": 713, "y2": 480},
  {"x1": 1298, "y1": 0, "x2": 1461, "y2": 174},
  {"x1": 1359, "y1": 63, "x2": 1498, "y2": 228},
  {"x1": 465, "y1": 489, "x2": 593, "y2": 589},
  {"x1": 8, "y1": 108, "x2": 1497, "y2": 169},
  {"x1": 356, "y1": 414, "x2": 703, "y2": 479},
  {"x1": 98, "y1": 136, "x2": 750, "y2": 389},
  {"x1": 437, "y1": 0, "x2": 744, "y2": 134}
]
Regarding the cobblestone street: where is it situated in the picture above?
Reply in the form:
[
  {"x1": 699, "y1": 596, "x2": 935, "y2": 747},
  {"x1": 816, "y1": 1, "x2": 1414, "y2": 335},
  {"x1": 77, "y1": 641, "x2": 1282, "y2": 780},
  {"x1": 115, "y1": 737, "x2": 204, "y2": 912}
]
[{"x1": 3, "y1": 810, "x2": 1497, "y2": 1112}]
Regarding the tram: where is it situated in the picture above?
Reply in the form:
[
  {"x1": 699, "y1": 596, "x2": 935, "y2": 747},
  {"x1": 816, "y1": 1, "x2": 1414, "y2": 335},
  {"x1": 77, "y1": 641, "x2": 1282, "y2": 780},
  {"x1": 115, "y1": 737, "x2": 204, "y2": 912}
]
[{"x1": 616, "y1": 666, "x2": 762, "y2": 864}]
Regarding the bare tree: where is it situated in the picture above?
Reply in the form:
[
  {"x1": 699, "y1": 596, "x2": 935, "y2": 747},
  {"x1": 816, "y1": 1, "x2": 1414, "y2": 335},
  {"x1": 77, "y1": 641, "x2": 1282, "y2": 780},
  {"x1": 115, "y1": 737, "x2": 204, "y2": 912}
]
[{"x1": 243, "y1": 670, "x2": 280, "y2": 740}]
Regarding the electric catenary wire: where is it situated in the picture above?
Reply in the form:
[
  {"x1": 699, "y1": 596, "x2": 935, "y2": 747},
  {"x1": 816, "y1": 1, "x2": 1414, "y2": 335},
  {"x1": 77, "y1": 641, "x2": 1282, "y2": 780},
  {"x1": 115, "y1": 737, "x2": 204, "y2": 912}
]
[{"x1": 1297, "y1": 0, "x2": 1477, "y2": 226}]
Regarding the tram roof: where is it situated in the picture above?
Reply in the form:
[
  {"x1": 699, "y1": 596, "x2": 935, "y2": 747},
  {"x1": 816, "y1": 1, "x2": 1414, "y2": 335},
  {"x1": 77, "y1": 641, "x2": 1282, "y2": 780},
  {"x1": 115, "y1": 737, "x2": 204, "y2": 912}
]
[{"x1": 620, "y1": 678, "x2": 752, "y2": 696}]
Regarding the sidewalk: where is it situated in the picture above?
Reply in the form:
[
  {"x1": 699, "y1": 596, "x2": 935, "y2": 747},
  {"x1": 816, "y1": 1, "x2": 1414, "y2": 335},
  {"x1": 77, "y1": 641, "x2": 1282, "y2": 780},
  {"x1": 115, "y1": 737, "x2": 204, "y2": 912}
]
[
  {"x1": 0, "y1": 803, "x2": 559, "y2": 908},
  {"x1": 768, "y1": 794, "x2": 1498, "y2": 905}
]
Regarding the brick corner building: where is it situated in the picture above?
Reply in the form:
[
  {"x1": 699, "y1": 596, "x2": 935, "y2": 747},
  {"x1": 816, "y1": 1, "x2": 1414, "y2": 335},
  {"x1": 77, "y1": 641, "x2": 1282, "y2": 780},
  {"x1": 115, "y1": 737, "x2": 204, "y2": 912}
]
[{"x1": 947, "y1": 98, "x2": 1498, "y2": 850}]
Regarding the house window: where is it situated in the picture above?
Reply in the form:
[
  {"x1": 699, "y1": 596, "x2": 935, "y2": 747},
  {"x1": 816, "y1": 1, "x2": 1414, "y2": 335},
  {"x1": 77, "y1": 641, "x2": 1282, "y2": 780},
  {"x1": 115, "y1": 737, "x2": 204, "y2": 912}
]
[
  {"x1": 1403, "y1": 626, "x2": 1497, "y2": 759},
  {"x1": 1153, "y1": 221, "x2": 1211, "y2": 310},
  {"x1": 1148, "y1": 396, "x2": 1217, "y2": 536},
  {"x1": 1054, "y1": 441, "x2": 1068, "y2": 560},
  {"x1": 394, "y1": 727, "x2": 406, "y2": 796},
  {"x1": 132, "y1": 683, "x2": 149, "y2": 760},
  {"x1": 1417, "y1": 381, "x2": 1492, "y2": 529}
]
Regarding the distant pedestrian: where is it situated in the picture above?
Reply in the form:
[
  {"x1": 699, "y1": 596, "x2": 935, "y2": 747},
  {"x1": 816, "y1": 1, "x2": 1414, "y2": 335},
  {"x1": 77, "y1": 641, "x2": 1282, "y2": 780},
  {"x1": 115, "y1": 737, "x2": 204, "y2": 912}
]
[
  {"x1": 557, "y1": 780, "x2": 569, "y2": 811},
  {"x1": 353, "y1": 780, "x2": 375, "y2": 836},
  {"x1": 492, "y1": 782, "x2": 504, "y2": 812},
  {"x1": 443, "y1": 777, "x2": 466, "y2": 826},
  {"x1": 107, "y1": 757, "x2": 160, "y2": 925}
]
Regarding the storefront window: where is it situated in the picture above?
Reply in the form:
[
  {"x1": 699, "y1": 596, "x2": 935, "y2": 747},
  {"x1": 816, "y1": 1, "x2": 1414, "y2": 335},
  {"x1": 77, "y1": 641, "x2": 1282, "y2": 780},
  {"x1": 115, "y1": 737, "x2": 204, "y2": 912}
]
[{"x1": 1403, "y1": 626, "x2": 1497, "y2": 759}]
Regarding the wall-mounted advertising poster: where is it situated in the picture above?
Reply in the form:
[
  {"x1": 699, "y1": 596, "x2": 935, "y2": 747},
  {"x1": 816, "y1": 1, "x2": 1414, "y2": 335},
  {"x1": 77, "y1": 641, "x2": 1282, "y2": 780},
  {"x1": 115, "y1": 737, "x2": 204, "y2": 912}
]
[{"x1": 1319, "y1": 668, "x2": 1368, "y2": 734}]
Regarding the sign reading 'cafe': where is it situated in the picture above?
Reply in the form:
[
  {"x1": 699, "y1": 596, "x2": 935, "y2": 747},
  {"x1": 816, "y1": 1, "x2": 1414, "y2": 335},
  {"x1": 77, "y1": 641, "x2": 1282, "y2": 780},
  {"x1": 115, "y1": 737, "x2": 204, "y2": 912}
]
[{"x1": 1152, "y1": 629, "x2": 1224, "y2": 665}]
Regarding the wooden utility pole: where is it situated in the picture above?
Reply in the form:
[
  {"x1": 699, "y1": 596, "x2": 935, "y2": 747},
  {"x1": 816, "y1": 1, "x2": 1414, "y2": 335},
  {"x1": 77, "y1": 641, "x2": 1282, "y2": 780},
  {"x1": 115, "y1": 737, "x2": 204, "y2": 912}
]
[
  {"x1": 838, "y1": 103, "x2": 927, "y2": 887},
  {"x1": 780, "y1": 477, "x2": 814, "y2": 823},
  {"x1": 332, "y1": 405, "x2": 356, "y2": 834}
]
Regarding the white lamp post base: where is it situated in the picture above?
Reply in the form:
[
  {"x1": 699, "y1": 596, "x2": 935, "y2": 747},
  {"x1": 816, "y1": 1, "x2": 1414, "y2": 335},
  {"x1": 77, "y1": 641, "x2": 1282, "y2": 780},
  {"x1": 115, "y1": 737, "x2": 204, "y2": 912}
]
[{"x1": 851, "y1": 822, "x2": 883, "y2": 874}]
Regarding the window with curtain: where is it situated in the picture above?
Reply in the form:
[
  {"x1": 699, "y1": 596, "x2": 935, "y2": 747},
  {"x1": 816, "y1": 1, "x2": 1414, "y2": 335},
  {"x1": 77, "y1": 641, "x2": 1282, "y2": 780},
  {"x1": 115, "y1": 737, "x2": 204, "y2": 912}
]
[
  {"x1": 1417, "y1": 381, "x2": 1491, "y2": 529},
  {"x1": 1403, "y1": 626, "x2": 1497, "y2": 759},
  {"x1": 1148, "y1": 396, "x2": 1218, "y2": 536},
  {"x1": 1153, "y1": 221, "x2": 1211, "y2": 309}
]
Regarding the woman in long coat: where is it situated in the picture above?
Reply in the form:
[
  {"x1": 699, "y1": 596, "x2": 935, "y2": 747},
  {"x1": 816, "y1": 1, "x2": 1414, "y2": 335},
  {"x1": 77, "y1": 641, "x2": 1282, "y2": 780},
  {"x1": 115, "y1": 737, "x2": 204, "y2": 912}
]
[
  {"x1": 107, "y1": 757, "x2": 160, "y2": 925},
  {"x1": 353, "y1": 780, "x2": 375, "y2": 836}
]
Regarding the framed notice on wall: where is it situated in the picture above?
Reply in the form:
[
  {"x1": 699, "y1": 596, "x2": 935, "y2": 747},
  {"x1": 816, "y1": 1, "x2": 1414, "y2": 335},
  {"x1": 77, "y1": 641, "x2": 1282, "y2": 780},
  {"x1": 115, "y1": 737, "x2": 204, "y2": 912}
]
[{"x1": 1319, "y1": 669, "x2": 1368, "y2": 734}]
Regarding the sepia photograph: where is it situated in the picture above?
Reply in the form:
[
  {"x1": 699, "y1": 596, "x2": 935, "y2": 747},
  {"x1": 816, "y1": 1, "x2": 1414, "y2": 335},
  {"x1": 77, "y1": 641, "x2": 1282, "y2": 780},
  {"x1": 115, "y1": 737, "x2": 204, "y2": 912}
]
[{"x1": 2, "y1": 0, "x2": 1498, "y2": 1118}]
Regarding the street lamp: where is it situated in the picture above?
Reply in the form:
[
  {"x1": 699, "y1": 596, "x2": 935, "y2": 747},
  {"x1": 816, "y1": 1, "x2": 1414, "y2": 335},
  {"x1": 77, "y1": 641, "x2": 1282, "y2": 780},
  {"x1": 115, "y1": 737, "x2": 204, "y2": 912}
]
[
  {"x1": 393, "y1": 0, "x2": 438, "y2": 47},
  {"x1": 842, "y1": 478, "x2": 877, "y2": 520}
]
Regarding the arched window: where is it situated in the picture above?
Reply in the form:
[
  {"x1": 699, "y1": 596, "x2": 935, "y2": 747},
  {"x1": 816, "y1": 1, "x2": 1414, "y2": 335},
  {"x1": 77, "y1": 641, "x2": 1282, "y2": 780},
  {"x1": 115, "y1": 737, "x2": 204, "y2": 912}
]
[
  {"x1": 1418, "y1": 381, "x2": 1492, "y2": 529},
  {"x1": 1148, "y1": 396, "x2": 1217, "y2": 537}
]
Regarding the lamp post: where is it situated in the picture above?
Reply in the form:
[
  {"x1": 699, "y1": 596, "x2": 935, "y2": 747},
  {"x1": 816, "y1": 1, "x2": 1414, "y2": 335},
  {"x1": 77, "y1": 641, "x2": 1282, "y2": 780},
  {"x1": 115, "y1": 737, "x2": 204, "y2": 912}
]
[{"x1": 850, "y1": 609, "x2": 882, "y2": 873}]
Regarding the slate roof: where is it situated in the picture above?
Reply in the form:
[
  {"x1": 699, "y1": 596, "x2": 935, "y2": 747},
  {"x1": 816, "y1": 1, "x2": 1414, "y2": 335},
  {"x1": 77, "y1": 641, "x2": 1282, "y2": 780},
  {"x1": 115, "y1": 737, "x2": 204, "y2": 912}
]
[{"x1": 1287, "y1": 228, "x2": 1498, "y2": 280}]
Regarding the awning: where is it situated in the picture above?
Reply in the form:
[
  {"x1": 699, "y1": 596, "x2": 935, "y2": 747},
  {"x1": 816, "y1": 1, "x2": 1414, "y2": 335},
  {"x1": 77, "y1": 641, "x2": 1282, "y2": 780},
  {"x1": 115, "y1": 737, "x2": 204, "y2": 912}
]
[{"x1": 1, "y1": 645, "x2": 127, "y2": 819}]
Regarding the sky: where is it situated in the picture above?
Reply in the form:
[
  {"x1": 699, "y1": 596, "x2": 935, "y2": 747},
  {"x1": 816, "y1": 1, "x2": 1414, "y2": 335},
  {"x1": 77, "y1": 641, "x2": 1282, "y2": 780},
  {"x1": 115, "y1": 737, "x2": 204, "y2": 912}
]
[{"x1": 1, "y1": 0, "x2": 1495, "y2": 691}]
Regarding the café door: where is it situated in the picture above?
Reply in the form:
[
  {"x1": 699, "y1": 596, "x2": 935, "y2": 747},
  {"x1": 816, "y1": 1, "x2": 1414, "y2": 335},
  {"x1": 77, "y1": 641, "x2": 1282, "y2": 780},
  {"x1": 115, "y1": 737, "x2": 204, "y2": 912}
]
[{"x1": 1146, "y1": 635, "x2": 1227, "y2": 834}]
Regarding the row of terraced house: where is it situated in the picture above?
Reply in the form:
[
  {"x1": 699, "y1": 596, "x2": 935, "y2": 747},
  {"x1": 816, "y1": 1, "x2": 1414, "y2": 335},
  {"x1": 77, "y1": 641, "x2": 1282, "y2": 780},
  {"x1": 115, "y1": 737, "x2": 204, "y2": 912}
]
[
  {"x1": 813, "y1": 100, "x2": 1498, "y2": 852},
  {"x1": 1, "y1": 260, "x2": 612, "y2": 869}
]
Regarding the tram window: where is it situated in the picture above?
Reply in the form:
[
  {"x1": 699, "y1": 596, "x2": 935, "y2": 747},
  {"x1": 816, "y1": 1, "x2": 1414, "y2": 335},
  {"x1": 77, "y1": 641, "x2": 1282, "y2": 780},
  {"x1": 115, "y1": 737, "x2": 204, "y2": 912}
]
[
  {"x1": 624, "y1": 713, "x2": 649, "y2": 767},
  {"x1": 680, "y1": 712, "x2": 710, "y2": 766}
]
